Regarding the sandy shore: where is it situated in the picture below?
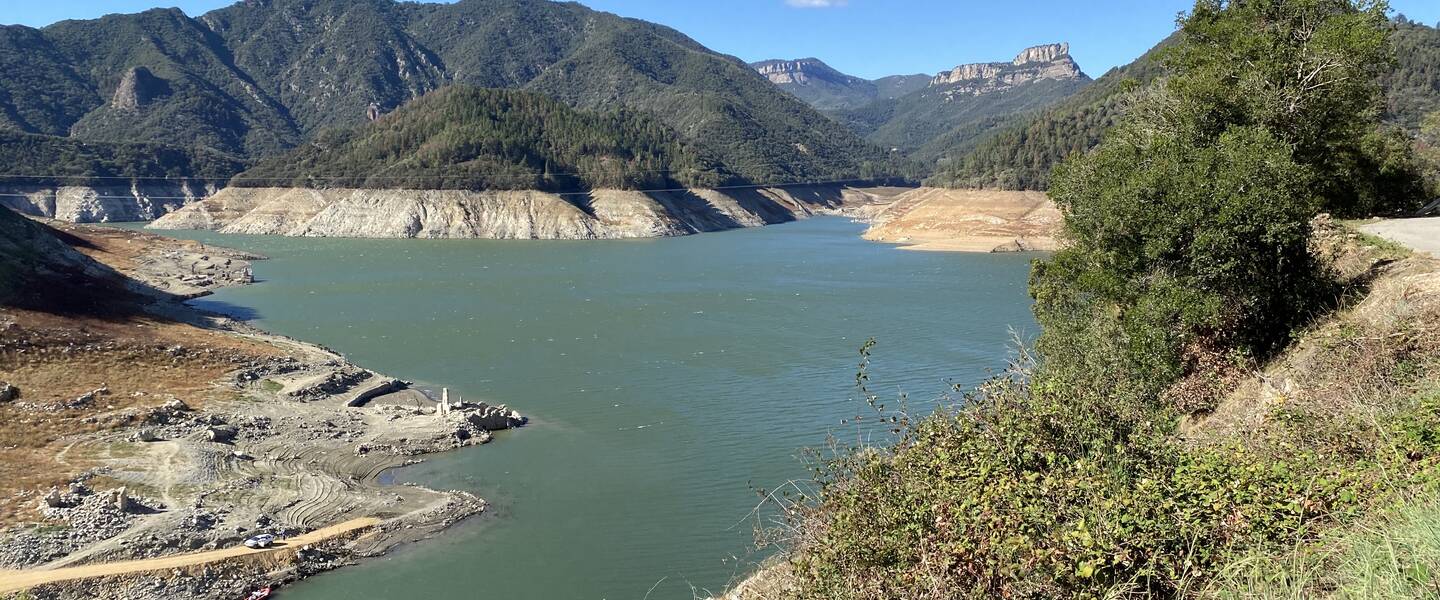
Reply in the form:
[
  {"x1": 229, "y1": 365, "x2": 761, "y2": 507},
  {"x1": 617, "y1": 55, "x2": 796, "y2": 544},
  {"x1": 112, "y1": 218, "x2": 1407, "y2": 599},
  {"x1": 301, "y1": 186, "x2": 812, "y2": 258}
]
[{"x1": 0, "y1": 219, "x2": 524, "y2": 599}]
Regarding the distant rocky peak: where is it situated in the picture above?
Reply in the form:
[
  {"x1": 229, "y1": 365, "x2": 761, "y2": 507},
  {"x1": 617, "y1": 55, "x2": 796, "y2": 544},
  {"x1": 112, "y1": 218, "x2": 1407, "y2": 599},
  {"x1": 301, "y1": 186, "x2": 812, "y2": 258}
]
[
  {"x1": 110, "y1": 67, "x2": 172, "y2": 111},
  {"x1": 929, "y1": 42, "x2": 1085, "y2": 95},
  {"x1": 1012, "y1": 43, "x2": 1069, "y2": 65},
  {"x1": 752, "y1": 58, "x2": 852, "y2": 86}
]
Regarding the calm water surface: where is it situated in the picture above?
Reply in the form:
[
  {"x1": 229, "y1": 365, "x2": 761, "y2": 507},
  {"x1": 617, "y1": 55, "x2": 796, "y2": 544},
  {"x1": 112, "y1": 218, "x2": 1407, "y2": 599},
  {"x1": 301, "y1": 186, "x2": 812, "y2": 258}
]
[{"x1": 140, "y1": 218, "x2": 1036, "y2": 599}]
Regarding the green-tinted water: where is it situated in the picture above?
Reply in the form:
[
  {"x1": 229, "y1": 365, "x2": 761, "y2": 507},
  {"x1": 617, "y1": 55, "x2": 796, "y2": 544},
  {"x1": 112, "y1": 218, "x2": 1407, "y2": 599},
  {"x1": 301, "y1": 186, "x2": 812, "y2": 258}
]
[{"x1": 146, "y1": 218, "x2": 1036, "y2": 599}]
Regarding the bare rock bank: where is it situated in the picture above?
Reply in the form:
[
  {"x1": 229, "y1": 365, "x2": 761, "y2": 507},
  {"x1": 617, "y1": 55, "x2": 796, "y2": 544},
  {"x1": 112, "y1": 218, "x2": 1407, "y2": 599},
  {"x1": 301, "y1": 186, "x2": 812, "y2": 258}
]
[
  {"x1": 0, "y1": 183, "x2": 218, "y2": 223},
  {"x1": 148, "y1": 185, "x2": 881, "y2": 239},
  {"x1": 858, "y1": 188, "x2": 1062, "y2": 252}
]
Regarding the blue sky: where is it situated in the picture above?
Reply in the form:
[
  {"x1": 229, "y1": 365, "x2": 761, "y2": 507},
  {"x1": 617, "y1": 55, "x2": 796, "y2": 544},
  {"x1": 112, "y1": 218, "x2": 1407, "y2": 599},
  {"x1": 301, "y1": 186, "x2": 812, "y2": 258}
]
[{"x1": 6, "y1": 0, "x2": 1440, "y2": 79}]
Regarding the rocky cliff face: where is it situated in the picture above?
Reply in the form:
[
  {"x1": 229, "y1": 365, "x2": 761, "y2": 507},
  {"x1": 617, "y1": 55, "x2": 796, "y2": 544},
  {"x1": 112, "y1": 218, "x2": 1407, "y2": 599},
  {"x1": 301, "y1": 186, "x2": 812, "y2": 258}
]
[
  {"x1": 0, "y1": 182, "x2": 218, "y2": 223},
  {"x1": 930, "y1": 43, "x2": 1086, "y2": 96},
  {"x1": 109, "y1": 67, "x2": 172, "y2": 111},
  {"x1": 149, "y1": 186, "x2": 869, "y2": 239}
]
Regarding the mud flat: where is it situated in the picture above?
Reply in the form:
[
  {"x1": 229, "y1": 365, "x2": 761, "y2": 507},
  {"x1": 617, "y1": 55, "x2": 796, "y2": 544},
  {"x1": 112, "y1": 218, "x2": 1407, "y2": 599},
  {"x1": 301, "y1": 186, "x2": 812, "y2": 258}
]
[{"x1": 0, "y1": 218, "x2": 524, "y2": 599}]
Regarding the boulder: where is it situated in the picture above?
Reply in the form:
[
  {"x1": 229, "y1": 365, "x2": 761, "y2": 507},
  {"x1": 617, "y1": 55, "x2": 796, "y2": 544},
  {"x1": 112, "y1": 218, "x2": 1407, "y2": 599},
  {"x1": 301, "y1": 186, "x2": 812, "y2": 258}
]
[
  {"x1": 136, "y1": 428, "x2": 161, "y2": 442},
  {"x1": 0, "y1": 382, "x2": 17, "y2": 403},
  {"x1": 41, "y1": 488, "x2": 65, "y2": 508},
  {"x1": 163, "y1": 399, "x2": 192, "y2": 412},
  {"x1": 69, "y1": 386, "x2": 108, "y2": 409},
  {"x1": 207, "y1": 425, "x2": 238, "y2": 443}
]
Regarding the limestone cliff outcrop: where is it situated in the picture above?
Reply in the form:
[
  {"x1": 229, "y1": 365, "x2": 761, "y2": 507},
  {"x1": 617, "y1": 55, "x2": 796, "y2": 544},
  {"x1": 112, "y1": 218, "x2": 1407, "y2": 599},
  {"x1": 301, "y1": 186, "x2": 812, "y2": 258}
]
[
  {"x1": 149, "y1": 186, "x2": 871, "y2": 239},
  {"x1": 930, "y1": 43, "x2": 1086, "y2": 97},
  {"x1": 753, "y1": 59, "x2": 856, "y2": 87},
  {"x1": 0, "y1": 182, "x2": 218, "y2": 223}
]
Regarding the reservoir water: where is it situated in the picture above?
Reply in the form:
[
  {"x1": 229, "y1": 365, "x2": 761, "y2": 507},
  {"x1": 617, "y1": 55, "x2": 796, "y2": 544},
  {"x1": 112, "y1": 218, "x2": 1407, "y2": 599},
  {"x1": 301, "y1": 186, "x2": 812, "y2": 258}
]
[{"x1": 142, "y1": 217, "x2": 1037, "y2": 599}]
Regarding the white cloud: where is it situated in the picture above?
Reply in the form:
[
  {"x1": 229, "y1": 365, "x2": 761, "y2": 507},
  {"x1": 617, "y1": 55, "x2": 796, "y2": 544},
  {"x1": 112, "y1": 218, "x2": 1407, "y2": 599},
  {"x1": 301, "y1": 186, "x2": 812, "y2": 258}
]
[{"x1": 786, "y1": 0, "x2": 848, "y2": 7}]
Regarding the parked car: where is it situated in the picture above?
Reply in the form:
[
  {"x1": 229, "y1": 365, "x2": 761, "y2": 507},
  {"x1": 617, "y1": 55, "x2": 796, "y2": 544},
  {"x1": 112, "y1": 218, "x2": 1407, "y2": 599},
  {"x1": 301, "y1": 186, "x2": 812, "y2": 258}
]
[{"x1": 243, "y1": 534, "x2": 276, "y2": 549}]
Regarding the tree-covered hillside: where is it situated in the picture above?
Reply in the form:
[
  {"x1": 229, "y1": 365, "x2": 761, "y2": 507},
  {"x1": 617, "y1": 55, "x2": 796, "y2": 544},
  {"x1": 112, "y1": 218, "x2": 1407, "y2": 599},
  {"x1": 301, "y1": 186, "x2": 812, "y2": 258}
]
[
  {"x1": 840, "y1": 76, "x2": 1091, "y2": 162},
  {"x1": 0, "y1": 0, "x2": 903, "y2": 186},
  {"x1": 234, "y1": 87, "x2": 733, "y2": 191},
  {"x1": 1383, "y1": 16, "x2": 1440, "y2": 130},
  {"x1": 0, "y1": 130, "x2": 243, "y2": 187}
]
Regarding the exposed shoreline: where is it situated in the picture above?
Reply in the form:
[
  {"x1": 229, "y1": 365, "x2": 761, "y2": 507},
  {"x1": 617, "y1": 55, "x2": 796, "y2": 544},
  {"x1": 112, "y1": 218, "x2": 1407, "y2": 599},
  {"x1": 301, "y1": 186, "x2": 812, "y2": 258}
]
[
  {"x1": 0, "y1": 219, "x2": 524, "y2": 599},
  {"x1": 2, "y1": 182, "x2": 1064, "y2": 254}
]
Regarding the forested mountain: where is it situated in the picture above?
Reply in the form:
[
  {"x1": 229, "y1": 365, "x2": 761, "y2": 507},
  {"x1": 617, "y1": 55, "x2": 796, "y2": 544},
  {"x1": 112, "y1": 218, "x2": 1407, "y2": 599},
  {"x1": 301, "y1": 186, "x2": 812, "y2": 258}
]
[
  {"x1": 234, "y1": 87, "x2": 732, "y2": 191},
  {"x1": 749, "y1": 59, "x2": 927, "y2": 111},
  {"x1": 828, "y1": 44, "x2": 1091, "y2": 161},
  {"x1": 0, "y1": 0, "x2": 900, "y2": 186},
  {"x1": 933, "y1": 18, "x2": 1440, "y2": 190}
]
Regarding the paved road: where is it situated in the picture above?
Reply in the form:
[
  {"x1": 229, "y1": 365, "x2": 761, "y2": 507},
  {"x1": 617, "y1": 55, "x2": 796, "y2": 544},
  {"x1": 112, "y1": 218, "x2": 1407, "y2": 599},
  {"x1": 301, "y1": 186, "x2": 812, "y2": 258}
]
[
  {"x1": 0, "y1": 517, "x2": 380, "y2": 594},
  {"x1": 1361, "y1": 217, "x2": 1440, "y2": 258}
]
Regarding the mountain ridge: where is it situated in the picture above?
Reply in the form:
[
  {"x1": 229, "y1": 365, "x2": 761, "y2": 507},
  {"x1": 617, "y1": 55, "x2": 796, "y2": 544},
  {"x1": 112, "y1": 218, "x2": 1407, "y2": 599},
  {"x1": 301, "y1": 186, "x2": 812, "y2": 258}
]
[{"x1": 0, "y1": 0, "x2": 903, "y2": 187}]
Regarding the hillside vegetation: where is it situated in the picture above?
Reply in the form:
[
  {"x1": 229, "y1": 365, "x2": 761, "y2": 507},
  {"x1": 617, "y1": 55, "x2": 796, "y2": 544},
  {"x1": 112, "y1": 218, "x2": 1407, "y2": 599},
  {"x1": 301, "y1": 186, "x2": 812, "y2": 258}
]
[
  {"x1": 234, "y1": 87, "x2": 731, "y2": 192},
  {"x1": 755, "y1": 2, "x2": 1437, "y2": 598},
  {"x1": 0, "y1": 0, "x2": 903, "y2": 186},
  {"x1": 0, "y1": 130, "x2": 243, "y2": 188}
]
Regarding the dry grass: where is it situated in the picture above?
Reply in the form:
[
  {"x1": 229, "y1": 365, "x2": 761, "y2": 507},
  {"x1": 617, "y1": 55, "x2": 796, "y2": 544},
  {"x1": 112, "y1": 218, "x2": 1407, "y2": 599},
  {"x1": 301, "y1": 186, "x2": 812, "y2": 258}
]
[
  {"x1": 0, "y1": 304, "x2": 279, "y2": 525},
  {"x1": 39, "y1": 220, "x2": 211, "y2": 275}
]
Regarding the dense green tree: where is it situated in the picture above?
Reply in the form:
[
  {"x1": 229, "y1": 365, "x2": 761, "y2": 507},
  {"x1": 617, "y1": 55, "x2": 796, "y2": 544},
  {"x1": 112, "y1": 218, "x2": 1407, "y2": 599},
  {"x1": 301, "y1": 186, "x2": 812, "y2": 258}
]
[{"x1": 1036, "y1": 0, "x2": 1422, "y2": 404}]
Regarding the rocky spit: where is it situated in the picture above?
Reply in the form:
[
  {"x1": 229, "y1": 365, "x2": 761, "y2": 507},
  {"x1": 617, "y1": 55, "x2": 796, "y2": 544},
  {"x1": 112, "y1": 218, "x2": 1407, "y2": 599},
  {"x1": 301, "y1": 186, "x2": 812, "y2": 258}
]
[{"x1": 0, "y1": 229, "x2": 526, "y2": 599}]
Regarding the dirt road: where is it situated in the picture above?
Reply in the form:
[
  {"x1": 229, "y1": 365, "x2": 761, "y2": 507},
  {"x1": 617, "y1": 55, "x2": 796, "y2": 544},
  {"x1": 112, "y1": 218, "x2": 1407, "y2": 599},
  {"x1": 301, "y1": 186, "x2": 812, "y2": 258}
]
[
  {"x1": 0, "y1": 517, "x2": 380, "y2": 594},
  {"x1": 1362, "y1": 217, "x2": 1440, "y2": 257}
]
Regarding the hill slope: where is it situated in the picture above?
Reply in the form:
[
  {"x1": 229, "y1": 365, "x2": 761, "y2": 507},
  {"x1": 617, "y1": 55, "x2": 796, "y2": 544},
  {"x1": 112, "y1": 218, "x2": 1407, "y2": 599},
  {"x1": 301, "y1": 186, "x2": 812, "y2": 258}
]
[
  {"x1": 0, "y1": 0, "x2": 896, "y2": 185},
  {"x1": 233, "y1": 87, "x2": 727, "y2": 191}
]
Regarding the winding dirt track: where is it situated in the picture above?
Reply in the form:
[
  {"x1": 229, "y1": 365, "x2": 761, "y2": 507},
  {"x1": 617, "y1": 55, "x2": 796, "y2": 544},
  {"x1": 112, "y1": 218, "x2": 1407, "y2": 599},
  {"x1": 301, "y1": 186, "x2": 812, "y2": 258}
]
[{"x1": 0, "y1": 517, "x2": 380, "y2": 594}]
